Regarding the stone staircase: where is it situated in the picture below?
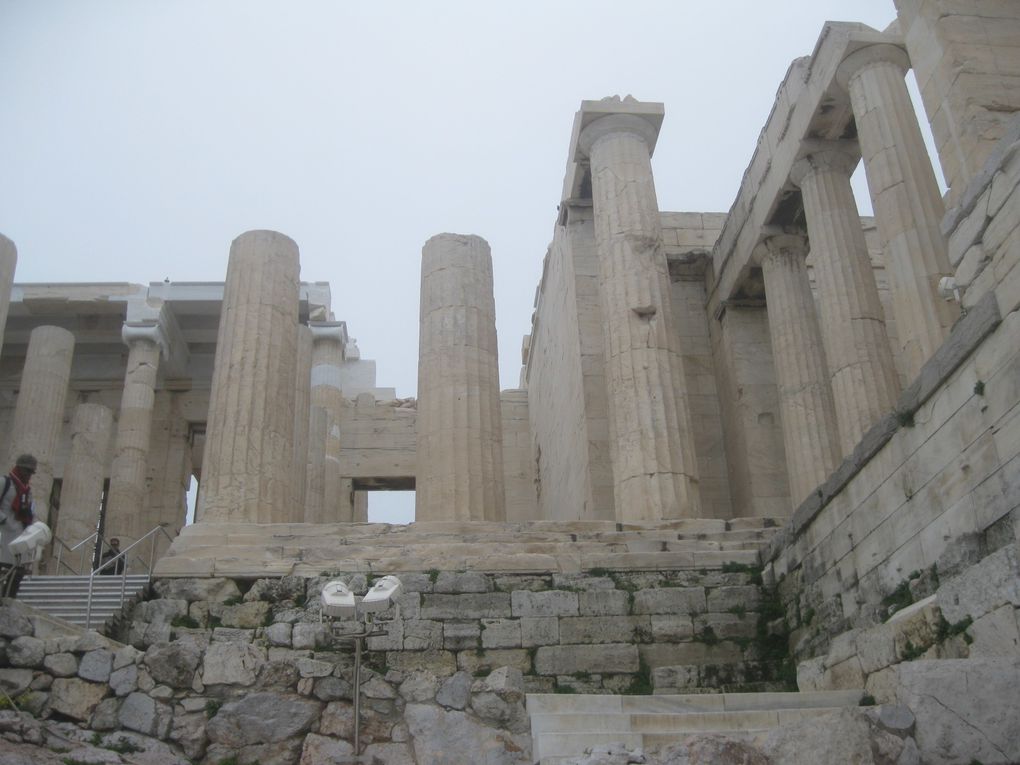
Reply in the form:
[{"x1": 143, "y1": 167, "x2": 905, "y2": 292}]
[
  {"x1": 527, "y1": 689, "x2": 865, "y2": 763},
  {"x1": 155, "y1": 517, "x2": 787, "y2": 578},
  {"x1": 16, "y1": 575, "x2": 151, "y2": 632}
]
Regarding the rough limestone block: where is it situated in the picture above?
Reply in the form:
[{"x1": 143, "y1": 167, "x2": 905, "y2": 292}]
[
  {"x1": 632, "y1": 587, "x2": 706, "y2": 615},
  {"x1": 968, "y1": 604, "x2": 1020, "y2": 657},
  {"x1": 265, "y1": 622, "x2": 292, "y2": 647},
  {"x1": 534, "y1": 644, "x2": 639, "y2": 675},
  {"x1": 520, "y1": 617, "x2": 559, "y2": 647},
  {"x1": 384, "y1": 650, "x2": 457, "y2": 677},
  {"x1": 480, "y1": 619, "x2": 522, "y2": 649},
  {"x1": 510, "y1": 590, "x2": 579, "y2": 617},
  {"x1": 43, "y1": 652, "x2": 78, "y2": 678},
  {"x1": 78, "y1": 649, "x2": 113, "y2": 683},
  {"x1": 201, "y1": 642, "x2": 266, "y2": 686},
  {"x1": 443, "y1": 620, "x2": 481, "y2": 650},
  {"x1": 49, "y1": 678, "x2": 109, "y2": 722},
  {"x1": 855, "y1": 622, "x2": 897, "y2": 674},
  {"x1": 706, "y1": 586, "x2": 761, "y2": 613},
  {"x1": 434, "y1": 571, "x2": 492, "y2": 594},
  {"x1": 456, "y1": 649, "x2": 531, "y2": 676},
  {"x1": 937, "y1": 544, "x2": 1020, "y2": 623},
  {"x1": 558, "y1": 616, "x2": 651, "y2": 644},
  {"x1": 403, "y1": 620, "x2": 443, "y2": 651},
  {"x1": 421, "y1": 593, "x2": 511, "y2": 620},
  {"x1": 896, "y1": 658, "x2": 1020, "y2": 764},
  {"x1": 219, "y1": 602, "x2": 271, "y2": 629},
  {"x1": 650, "y1": 615, "x2": 695, "y2": 642},
  {"x1": 578, "y1": 590, "x2": 630, "y2": 616}
]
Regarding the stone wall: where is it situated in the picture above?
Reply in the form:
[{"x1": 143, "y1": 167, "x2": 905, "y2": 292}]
[
  {"x1": 335, "y1": 394, "x2": 416, "y2": 489},
  {"x1": 524, "y1": 208, "x2": 609, "y2": 522},
  {"x1": 0, "y1": 566, "x2": 785, "y2": 764}
]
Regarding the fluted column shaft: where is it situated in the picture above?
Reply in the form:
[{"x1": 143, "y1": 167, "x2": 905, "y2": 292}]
[
  {"x1": 198, "y1": 230, "x2": 300, "y2": 523},
  {"x1": 59, "y1": 403, "x2": 113, "y2": 548},
  {"x1": 580, "y1": 114, "x2": 700, "y2": 520},
  {"x1": 759, "y1": 235, "x2": 842, "y2": 506},
  {"x1": 292, "y1": 324, "x2": 313, "y2": 517},
  {"x1": 0, "y1": 235, "x2": 17, "y2": 360},
  {"x1": 304, "y1": 405, "x2": 329, "y2": 523},
  {"x1": 8, "y1": 326, "x2": 75, "y2": 523},
  {"x1": 104, "y1": 326, "x2": 162, "y2": 544},
  {"x1": 416, "y1": 233, "x2": 505, "y2": 522},
  {"x1": 839, "y1": 44, "x2": 957, "y2": 379},
  {"x1": 308, "y1": 322, "x2": 346, "y2": 522},
  {"x1": 793, "y1": 150, "x2": 901, "y2": 454}
]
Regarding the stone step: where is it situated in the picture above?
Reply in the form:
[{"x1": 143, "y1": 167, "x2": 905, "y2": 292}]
[
  {"x1": 527, "y1": 689, "x2": 863, "y2": 715},
  {"x1": 529, "y1": 690, "x2": 863, "y2": 763},
  {"x1": 156, "y1": 519, "x2": 785, "y2": 578}
]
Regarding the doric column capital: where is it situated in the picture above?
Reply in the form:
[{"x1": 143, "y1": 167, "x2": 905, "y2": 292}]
[
  {"x1": 308, "y1": 320, "x2": 348, "y2": 349},
  {"x1": 757, "y1": 232, "x2": 809, "y2": 265},
  {"x1": 836, "y1": 43, "x2": 910, "y2": 92},
  {"x1": 578, "y1": 113, "x2": 659, "y2": 159},
  {"x1": 790, "y1": 147, "x2": 859, "y2": 186},
  {"x1": 121, "y1": 321, "x2": 168, "y2": 359},
  {"x1": 572, "y1": 97, "x2": 664, "y2": 162}
]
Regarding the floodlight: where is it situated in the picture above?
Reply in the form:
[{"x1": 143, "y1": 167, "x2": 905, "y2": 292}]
[
  {"x1": 9, "y1": 522, "x2": 52, "y2": 559},
  {"x1": 361, "y1": 575, "x2": 404, "y2": 612},
  {"x1": 320, "y1": 579, "x2": 357, "y2": 618}
]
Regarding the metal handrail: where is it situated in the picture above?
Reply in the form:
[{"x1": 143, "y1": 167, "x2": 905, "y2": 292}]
[
  {"x1": 54, "y1": 530, "x2": 102, "y2": 576},
  {"x1": 84, "y1": 523, "x2": 177, "y2": 630}
]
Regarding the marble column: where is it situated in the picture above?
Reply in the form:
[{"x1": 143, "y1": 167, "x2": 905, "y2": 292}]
[
  {"x1": 8, "y1": 326, "x2": 75, "y2": 523},
  {"x1": 198, "y1": 230, "x2": 300, "y2": 524},
  {"x1": 308, "y1": 321, "x2": 347, "y2": 522},
  {"x1": 58, "y1": 403, "x2": 113, "y2": 551},
  {"x1": 792, "y1": 148, "x2": 901, "y2": 454},
  {"x1": 304, "y1": 405, "x2": 329, "y2": 523},
  {"x1": 416, "y1": 233, "x2": 505, "y2": 522},
  {"x1": 293, "y1": 324, "x2": 313, "y2": 518},
  {"x1": 104, "y1": 323, "x2": 164, "y2": 545},
  {"x1": 0, "y1": 235, "x2": 17, "y2": 359},
  {"x1": 577, "y1": 107, "x2": 700, "y2": 520},
  {"x1": 838, "y1": 44, "x2": 958, "y2": 380},
  {"x1": 759, "y1": 234, "x2": 842, "y2": 506}
]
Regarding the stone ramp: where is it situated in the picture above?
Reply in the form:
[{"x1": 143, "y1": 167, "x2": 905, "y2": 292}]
[
  {"x1": 154, "y1": 517, "x2": 786, "y2": 578},
  {"x1": 527, "y1": 689, "x2": 864, "y2": 763}
]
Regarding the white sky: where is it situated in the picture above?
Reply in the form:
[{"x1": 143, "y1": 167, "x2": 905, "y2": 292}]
[{"x1": 2, "y1": 1, "x2": 927, "y2": 523}]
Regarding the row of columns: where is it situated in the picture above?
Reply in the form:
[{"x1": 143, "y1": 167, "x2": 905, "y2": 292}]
[{"x1": 760, "y1": 44, "x2": 956, "y2": 506}]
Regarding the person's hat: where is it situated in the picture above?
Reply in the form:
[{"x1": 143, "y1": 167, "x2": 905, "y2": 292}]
[{"x1": 15, "y1": 454, "x2": 37, "y2": 471}]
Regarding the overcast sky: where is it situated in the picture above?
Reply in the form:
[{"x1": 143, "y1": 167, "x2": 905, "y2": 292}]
[{"x1": 2, "y1": 1, "x2": 921, "y2": 523}]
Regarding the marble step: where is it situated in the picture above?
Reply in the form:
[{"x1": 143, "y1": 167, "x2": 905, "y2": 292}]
[
  {"x1": 529, "y1": 690, "x2": 864, "y2": 763},
  {"x1": 156, "y1": 519, "x2": 785, "y2": 578}
]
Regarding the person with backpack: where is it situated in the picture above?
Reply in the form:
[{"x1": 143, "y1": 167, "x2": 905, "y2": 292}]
[{"x1": 0, "y1": 454, "x2": 37, "y2": 597}]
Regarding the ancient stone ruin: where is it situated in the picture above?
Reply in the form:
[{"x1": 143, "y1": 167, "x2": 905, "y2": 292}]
[{"x1": 2, "y1": 2, "x2": 1020, "y2": 763}]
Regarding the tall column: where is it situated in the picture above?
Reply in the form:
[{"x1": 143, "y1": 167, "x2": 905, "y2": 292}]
[
  {"x1": 198, "y1": 230, "x2": 300, "y2": 524},
  {"x1": 308, "y1": 321, "x2": 347, "y2": 521},
  {"x1": 576, "y1": 104, "x2": 700, "y2": 520},
  {"x1": 58, "y1": 403, "x2": 113, "y2": 550},
  {"x1": 759, "y1": 234, "x2": 842, "y2": 506},
  {"x1": 293, "y1": 324, "x2": 313, "y2": 518},
  {"x1": 104, "y1": 323, "x2": 164, "y2": 545},
  {"x1": 0, "y1": 235, "x2": 17, "y2": 359},
  {"x1": 838, "y1": 44, "x2": 958, "y2": 380},
  {"x1": 416, "y1": 233, "x2": 505, "y2": 522},
  {"x1": 792, "y1": 148, "x2": 901, "y2": 454},
  {"x1": 304, "y1": 405, "x2": 328, "y2": 523},
  {"x1": 8, "y1": 326, "x2": 75, "y2": 523}
]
